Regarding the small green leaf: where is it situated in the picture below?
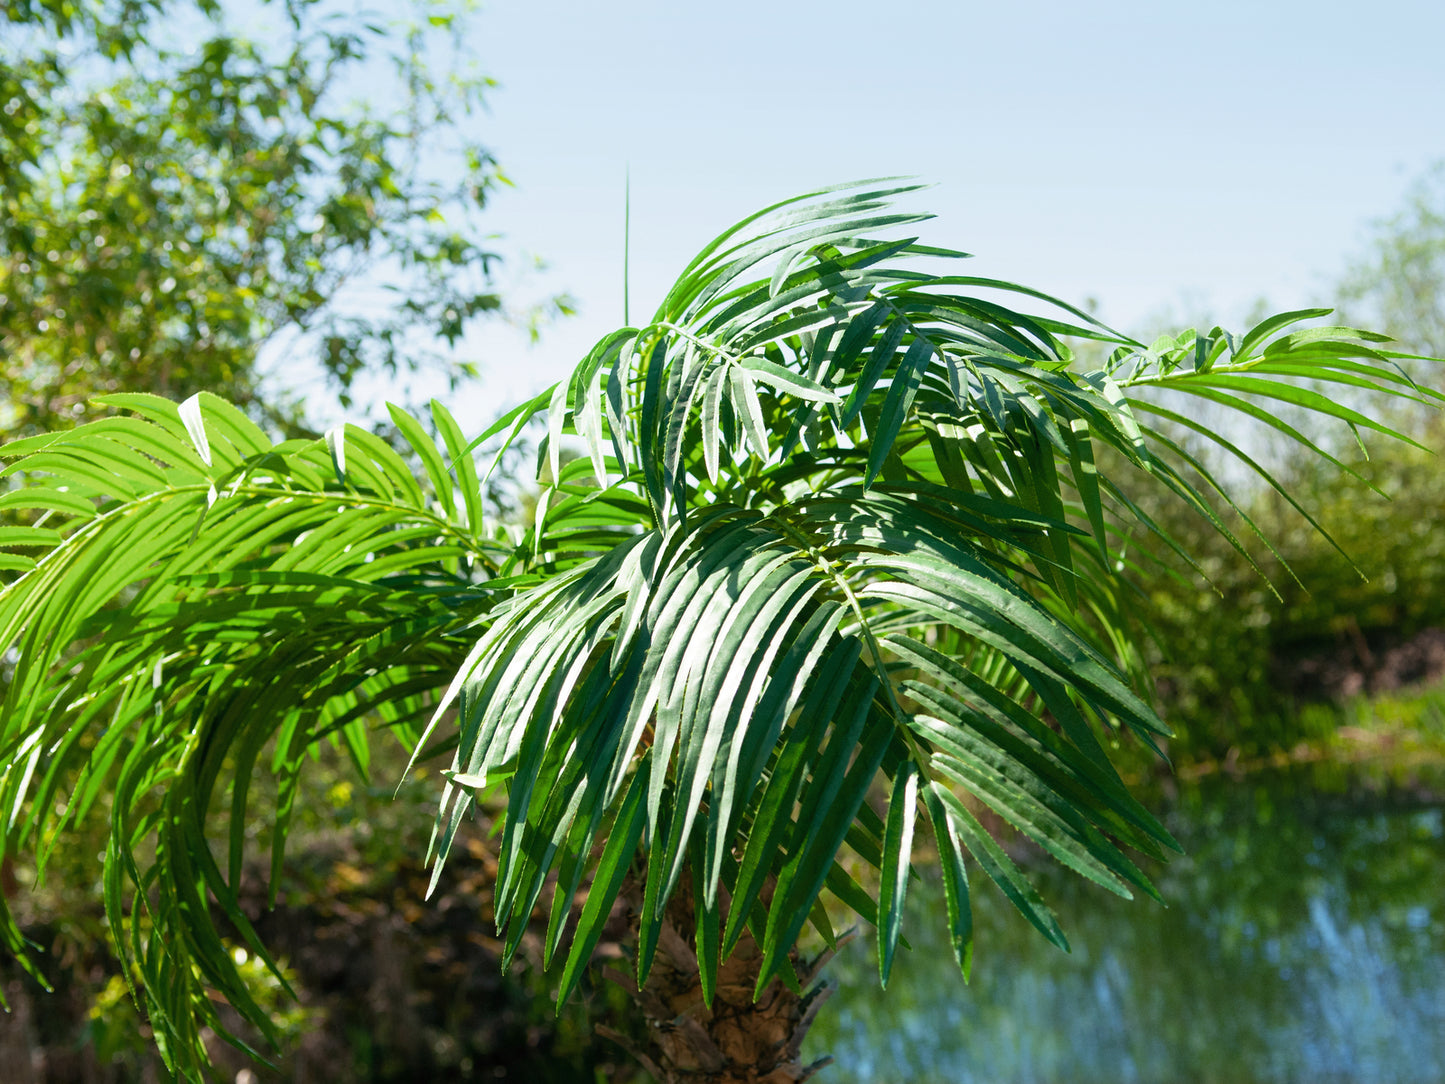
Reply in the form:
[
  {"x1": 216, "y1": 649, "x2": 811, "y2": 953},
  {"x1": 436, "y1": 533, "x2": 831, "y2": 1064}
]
[
  {"x1": 921, "y1": 781, "x2": 973, "y2": 980},
  {"x1": 729, "y1": 366, "x2": 771, "y2": 461},
  {"x1": 177, "y1": 393, "x2": 212, "y2": 468},
  {"x1": 738, "y1": 356, "x2": 842, "y2": 403},
  {"x1": 878, "y1": 759, "x2": 920, "y2": 987},
  {"x1": 324, "y1": 426, "x2": 348, "y2": 485},
  {"x1": 556, "y1": 765, "x2": 650, "y2": 1007}
]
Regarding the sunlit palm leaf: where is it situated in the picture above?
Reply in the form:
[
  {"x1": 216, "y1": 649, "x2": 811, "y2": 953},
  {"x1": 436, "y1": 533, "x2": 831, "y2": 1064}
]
[
  {"x1": 1, "y1": 182, "x2": 1436, "y2": 1078},
  {"x1": 0, "y1": 392, "x2": 501, "y2": 1075}
]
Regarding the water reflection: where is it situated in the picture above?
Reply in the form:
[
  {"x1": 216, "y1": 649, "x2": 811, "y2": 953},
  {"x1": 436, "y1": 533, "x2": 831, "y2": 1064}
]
[{"x1": 809, "y1": 770, "x2": 1445, "y2": 1084}]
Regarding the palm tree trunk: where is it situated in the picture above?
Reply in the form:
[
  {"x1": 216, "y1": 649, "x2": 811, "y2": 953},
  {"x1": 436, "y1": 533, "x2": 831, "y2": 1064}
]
[{"x1": 598, "y1": 874, "x2": 844, "y2": 1084}]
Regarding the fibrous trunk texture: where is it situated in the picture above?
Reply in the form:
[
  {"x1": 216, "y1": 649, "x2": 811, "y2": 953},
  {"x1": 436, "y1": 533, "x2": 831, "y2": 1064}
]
[{"x1": 598, "y1": 875, "x2": 842, "y2": 1084}]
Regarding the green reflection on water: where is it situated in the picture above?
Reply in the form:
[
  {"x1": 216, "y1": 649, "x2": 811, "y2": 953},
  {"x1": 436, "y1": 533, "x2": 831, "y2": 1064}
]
[{"x1": 808, "y1": 770, "x2": 1445, "y2": 1084}]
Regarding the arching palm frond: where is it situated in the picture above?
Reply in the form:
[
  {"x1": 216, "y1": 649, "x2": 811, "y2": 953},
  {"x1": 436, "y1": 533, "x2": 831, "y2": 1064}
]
[
  {"x1": 436, "y1": 181, "x2": 1437, "y2": 1007},
  {"x1": 1, "y1": 182, "x2": 1437, "y2": 1078},
  {"x1": 0, "y1": 393, "x2": 509, "y2": 1072}
]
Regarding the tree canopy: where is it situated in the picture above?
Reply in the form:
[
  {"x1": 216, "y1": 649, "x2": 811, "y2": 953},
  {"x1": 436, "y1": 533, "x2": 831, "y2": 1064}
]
[
  {"x1": 1339, "y1": 161, "x2": 1445, "y2": 361},
  {"x1": 1, "y1": 0, "x2": 529, "y2": 436},
  {"x1": 0, "y1": 182, "x2": 1437, "y2": 1081}
]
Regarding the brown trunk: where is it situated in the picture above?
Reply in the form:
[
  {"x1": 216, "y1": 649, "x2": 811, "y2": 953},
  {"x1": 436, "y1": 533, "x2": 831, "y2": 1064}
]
[{"x1": 598, "y1": 875, "x2": 845, "y2": 1084}]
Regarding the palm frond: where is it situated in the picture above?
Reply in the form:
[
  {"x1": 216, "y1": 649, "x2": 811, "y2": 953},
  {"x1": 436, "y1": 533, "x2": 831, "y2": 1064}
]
[
  {"x1": 0, "y1": 392, "x2": 502, "y2": 1076},
  {"x1": 1, "y1": 183, "x2": 1437, "y2": 1078}
]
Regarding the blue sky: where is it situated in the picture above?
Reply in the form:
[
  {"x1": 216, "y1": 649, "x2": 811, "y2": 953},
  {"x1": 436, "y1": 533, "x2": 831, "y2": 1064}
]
[{"x1": 333, "y1": 0, "x2": 1445, "y2": 422}]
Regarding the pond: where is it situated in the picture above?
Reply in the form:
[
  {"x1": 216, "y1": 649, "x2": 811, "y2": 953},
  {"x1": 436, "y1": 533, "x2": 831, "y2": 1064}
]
[{"x1": 807, "y1": 767, "x2": 1445, "y2": 1084}]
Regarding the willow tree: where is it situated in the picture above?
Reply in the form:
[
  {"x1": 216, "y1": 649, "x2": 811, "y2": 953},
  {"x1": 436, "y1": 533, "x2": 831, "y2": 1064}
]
[{"x1": 0, "y1": 184, "x2": 1435, "y2": 1082}]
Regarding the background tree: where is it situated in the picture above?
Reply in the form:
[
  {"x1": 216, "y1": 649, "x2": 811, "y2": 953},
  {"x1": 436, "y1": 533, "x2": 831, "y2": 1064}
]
[
  {"x1": 0, "y1": 0, "x2": 550, "y2": 438},
  {"x1": 0, "y1": 4, "x2": 587, "y2": 1074},
  {"x1": 1338, "y1": 161, "x2": 1445, "y2": 361},
  {"x1": 1111, "y1": 160, "x2": 1445, "y2": 768},
  {"x1": 0, "y1": 184, "x2": 1436, "y2": 1083}
]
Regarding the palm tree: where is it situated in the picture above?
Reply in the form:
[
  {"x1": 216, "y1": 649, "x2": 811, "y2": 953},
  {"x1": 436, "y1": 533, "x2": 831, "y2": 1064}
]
[{"x1": 0, "y1": 182, "x2": 1435, "y2": 1082}]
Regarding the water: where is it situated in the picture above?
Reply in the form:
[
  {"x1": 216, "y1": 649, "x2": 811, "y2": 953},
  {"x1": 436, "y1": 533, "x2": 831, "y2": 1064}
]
[{"x1": 807, "y1": 771, "x2": 1445, "y2": 1084}]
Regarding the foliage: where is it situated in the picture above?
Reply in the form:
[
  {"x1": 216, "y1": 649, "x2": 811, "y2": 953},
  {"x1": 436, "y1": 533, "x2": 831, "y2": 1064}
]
[
  {"x1": 1090, "y1": 163, "x2": 1445, "y2": 766},
  {"x1": 0, "y1": 0, "x2": 526, "y2": 437},
  {"x1": 1131, "y1": 379, "x2": 1445, "y2": 766},
  {"x1": 0, "y1": 743, "x2": 636, "y2": 1080},
  {"x1": 87, "y1": 952, "x2": 311, "y2": 1068},
  {"x1": 0, "y1": 182, "x2": 1436, "y2": 1079},
  {"x1": 1339, "y1": 160, "x2": 1445, "y2": 359}
]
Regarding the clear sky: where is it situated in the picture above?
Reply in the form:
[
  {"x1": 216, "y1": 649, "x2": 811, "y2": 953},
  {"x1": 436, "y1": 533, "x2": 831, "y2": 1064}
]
[{"x1": 331, "y1": 0, "x2": 1445, "y2": 425}]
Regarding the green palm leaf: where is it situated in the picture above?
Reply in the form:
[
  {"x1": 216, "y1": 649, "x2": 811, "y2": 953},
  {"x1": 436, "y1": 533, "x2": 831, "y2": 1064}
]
[
  {"x1": 1, "y1": 183, "x2": 1437, "y2": 1079},
  {"x1": 0, "y1": 392, "x2": 505, "y2": 1076}
]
